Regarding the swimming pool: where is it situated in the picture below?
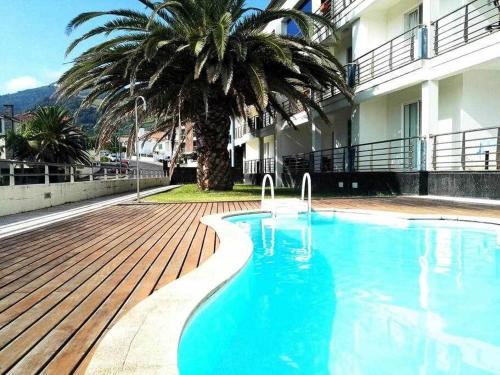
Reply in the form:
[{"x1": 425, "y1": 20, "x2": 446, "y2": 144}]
[{"x1": 178, "y1": 212, "x2": 500, "y2": 374}]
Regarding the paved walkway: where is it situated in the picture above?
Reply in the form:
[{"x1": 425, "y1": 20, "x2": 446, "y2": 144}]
[{"x1": 0, "y1": 197, "x2": 499, "y2": 374}]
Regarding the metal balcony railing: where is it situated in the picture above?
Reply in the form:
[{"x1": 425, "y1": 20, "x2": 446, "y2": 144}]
[
  {"x1": 354, "y1": 25, "x2": 427, "y2": 86},
  {"x1": 432, "y1": 0, "x2": 500, "y2": 56},
  {"x1": 281, "y1": 98, "x2": 306, "y2": 117},
  {"x1": 429, "y1": 126, "x2": 500, "y2": 171},
  {"x1": 283, "y1": 136, "x2": 425, "y2": 174},
  {"x1": 243, "y1": 158, "x2": 276, "y2": 174},
  {"x1": 282, "y1": 26, "x2": 428, "y2": 112},
  {"x1": 234, "y1": 112, "x2": 275, "y2": 140},
  {"x1": 0, "y1": 159, "x2": 164, "y2": 187},
  {"x1": 235, "y1": 124, "x2": 249, "y2": 139},
  {"x1": 314, "y1": 0, "x2": 364, "y2": 42},
  {"x1": 285, "y1": 0, "x2": 363, "y2": 43}
]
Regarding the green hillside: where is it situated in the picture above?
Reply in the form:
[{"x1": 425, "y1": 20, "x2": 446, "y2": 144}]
[{"x1": 0, "y1": 84, "x2": 99, "y2": 134}]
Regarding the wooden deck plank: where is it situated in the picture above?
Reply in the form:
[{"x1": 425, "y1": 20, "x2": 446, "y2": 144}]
[
  {"x1": 0, "y1": 205, "x2": 168, "y2": 308},
  {"x1": 0, "y1": 197, "x2": 498, "y2": 374},
  {"x1": 198, "y1": 203, "x2": 216, "y2": 266},
  {"x1": 179, "y1": 203, "x2": 213, "y2": 277},
  {"x1": 23, "y1": 205, "x2": 195, "y2": 374},
  {"x1": 0, "y1": 206, "x2": 140, "y2": 282},
  {"x1": 0, "y1": 205, "x2": 179, "y2": 371},
  {"x1": 0, "y1": 206, "x2": 128, "y2": 253},
  {"x1": 152, "y1": 203, "x2": 206, "y2": 289}
]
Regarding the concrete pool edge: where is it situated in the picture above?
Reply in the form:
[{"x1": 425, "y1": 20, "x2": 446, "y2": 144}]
[
  {"x1": 85, "y1": 208, "x2": 500, "y2": 375},
  {"x1": 84, "y1": 210, "x2": 261, "y2": 375}
]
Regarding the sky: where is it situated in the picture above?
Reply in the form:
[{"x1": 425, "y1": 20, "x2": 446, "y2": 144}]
[{"x1": 0, "y1": 0, "x2": 269, "y2": 95}]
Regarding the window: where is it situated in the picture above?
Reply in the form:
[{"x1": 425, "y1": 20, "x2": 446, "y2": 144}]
[
  {"x1": 403, "y1": 102, "x2": 421, "y2": 138},
  {"x1": 404, "y1": 4, "x2": 423, "y2": 34},
  {"x1": 0, "y1": 119, "x2": 3, "y2": 135},
  {"x1": 286, "y1": 0, "x2": 312, "y2": 36},
  {"x1": 264, "y1": 142, "x2": 271, "y2": 158}
]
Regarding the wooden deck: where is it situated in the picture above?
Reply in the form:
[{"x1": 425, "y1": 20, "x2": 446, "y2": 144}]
[{"x1": 0, "y1": 197, "x2": 499, "y2": 374}]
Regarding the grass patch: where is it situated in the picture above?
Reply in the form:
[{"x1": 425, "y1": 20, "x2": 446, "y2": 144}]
[{"x1": 145, "y1": 184, "x2": 305, "y2": 203}]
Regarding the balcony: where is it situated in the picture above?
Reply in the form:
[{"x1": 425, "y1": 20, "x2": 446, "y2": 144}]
[
  {"x1": 283, "y1": 126, "x2": 500, "y2": 174},
  {"x1": 284, "y1": 137, "x2": 425, "y2": 174},
  {"x1": 430, "y1": 126, "x2": 500, "y2": 171},
  {"x1": 234, "y1": 112, "x2": 275, "y2": 140},
  {"x1": 354, "y1": 25, "x2": 427, "y2": 86},
  {"x1": 282, "y1": 24, "x2": 428, "y2": 117},
  {"x1": 314, "y1": 0, "x2": 364, "y2": 42},
  {"x1": 432, "y1": 0, "x2": 500, "y2": 56},
  {"x1": 243, "y1": 158, "x2": 276, "y2": 174}
]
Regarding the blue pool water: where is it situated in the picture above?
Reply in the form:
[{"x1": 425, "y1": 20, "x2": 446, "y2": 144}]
[{"x1": 178, "y1": 213, "x2": 500, "y2": 374}]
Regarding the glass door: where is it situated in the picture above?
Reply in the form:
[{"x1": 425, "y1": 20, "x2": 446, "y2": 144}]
[{"x1": 403, "y1": 102, "x2": 421, "y2": 169}]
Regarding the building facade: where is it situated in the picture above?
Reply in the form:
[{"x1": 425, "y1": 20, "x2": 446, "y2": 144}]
[
  {"x1": 0, "y1": 105, "x2": 22, "y2": 159},
  {"x1": 233, "y1": 0, "x2": 500, "y2": 198}
]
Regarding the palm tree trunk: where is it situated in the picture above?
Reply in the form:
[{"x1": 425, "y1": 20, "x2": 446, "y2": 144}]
[{"x1": 194, "y1": 103, "x2": 233, "y2": 191}]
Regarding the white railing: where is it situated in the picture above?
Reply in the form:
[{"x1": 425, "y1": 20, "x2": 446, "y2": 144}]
[
  {"x1": 301, "y1": 172, "x2": 312, "y2": 213},
  {"x1": 0, "y1": 159, "x2": 164, "y2": 187},
  {"x1": 261, "y1": 173, "x2": 275, "y2": 210}
]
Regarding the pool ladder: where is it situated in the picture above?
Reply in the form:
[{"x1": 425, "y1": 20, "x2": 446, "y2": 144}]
[{"x1": 261, "y1": 173, "x2": 312, "y2": 217}]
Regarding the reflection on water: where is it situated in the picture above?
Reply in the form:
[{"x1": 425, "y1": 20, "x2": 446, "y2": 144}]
[{"x1": 178, "y1": 214, "x2": 500, "y2": 375}]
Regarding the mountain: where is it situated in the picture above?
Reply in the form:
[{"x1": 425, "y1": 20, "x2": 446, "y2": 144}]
[
  {"x1": 0, "y1": 84, "x2": 57, "y2": 114},
  {"x1": 0, "y1": 84, "x2": 99, "y2": 134}
]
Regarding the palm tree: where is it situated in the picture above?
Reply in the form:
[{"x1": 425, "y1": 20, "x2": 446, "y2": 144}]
[
  {"x1": 58, "y1": 0, "x2": 352, "y2": 190},
  {"x1": 9, "y1": 106, "x2": 90, "y2": 164}
]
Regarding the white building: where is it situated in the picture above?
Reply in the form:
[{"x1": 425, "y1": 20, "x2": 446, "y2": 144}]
[
  {"x1": 0, "y1": 105, "x2": 22, "y2": 159},
  {"x1": 122, "y1": 126, "x2": 197, "y2": 164},
  {"x1": 234, "y1": 0, "x2": 500, "y2": 198}
]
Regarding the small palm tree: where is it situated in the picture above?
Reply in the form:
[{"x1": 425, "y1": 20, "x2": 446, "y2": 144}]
[
  {"x1": 10, "y1": 106, "x2": 90, "y2": 164},
  {"x1": 4, "y1": 130, "x2": 34, "y2": 161},
  {"x1": 58, "y1": 0, "x2": 352, "y2": 190}
]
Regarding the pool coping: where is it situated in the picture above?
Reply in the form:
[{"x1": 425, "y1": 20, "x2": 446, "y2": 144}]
[{"x1": 85, "y1": 208, "x2": 500, "y2": 375}]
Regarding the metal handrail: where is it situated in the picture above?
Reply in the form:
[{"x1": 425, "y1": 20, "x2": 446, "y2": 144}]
[
  {"x1": 432, "y1": 0, "x2": 500, "y2": 56},
  {"x1": 354, "y1": 24, "x2": 426, "y2": 85},
  {"x1": 283, "y1": 136, "x2": 425, "y2": 173},
  {"x1": 243, "y1": 158, "x2": 276, "y2": 174},
  {"x1": 235, "y1": 112, "x2": 275, "y2": 140},
  {"x1": 429, "y1": 126, "x2": 499, "y2": 171}
]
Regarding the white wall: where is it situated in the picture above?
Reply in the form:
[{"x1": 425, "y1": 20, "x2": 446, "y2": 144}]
[
  {"x1": 437, "y1": 75, "x2": 463, "y2": 134},
  {"x1": 436, "y1": 69, "x2": 500, "y2": 134},
  {"x1": 263, "y1": 135, "x2": 275, "y2": 158},
  {"x1": 0, "y1": 177, "x2": 169, "y2": 217},
  {"x1": 352, "y1": 15, "x2": 387, "y2": 58},
  {"x1": 245, "y1": 138, "x2": 260, "y2": 160},
  {"x1": 433, "y1": 0, "x2": 469, "y2": 19},
  {"x1": 358, "y1": 84, "x2": 421, "y2": 143},
  {"x1": 278, "y1": 124, "x2": 312, "y2": 156},
  {"x1": 461, "y1": 69, "x2": 500, "y2": 130},
  {"x1": 358, "y1": 96, "x2": 388, "y2": 143},
  {"x1": 353, "y1": 0, "x2": 422, "y2": 58},
  {"x1": 314, "y1": 108, "x2": 351, "y2": 149}
]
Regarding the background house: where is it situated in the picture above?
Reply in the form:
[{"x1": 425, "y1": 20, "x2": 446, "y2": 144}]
[{"x1": 0, "y1": 105, "x2": 22, "y2": 159}]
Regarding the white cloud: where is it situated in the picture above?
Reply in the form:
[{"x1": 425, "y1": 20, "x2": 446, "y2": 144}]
[
  {"x1": 43, "y1": 68, "x2": 66, "y2": 82},
  {"x1": 3, "y1": 76, "x2": 42, "y2": 94}
]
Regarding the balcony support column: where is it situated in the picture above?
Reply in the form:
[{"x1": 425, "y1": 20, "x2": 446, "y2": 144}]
[
  {"x1": 229, "y1": 117, "x2": 235, "y2": 168},
  {"x1": 421, "y1": 80, "x2": 439, "y2": 171},
  {"x1": 422, "y1": 0, "x2": 439, "y2": 57},
  {"x1": 275, "y1": 116, "x2": 285, "y2": 188},
  {"x1": 311, "y1": 116, "x2": 323, "y2": 173},
  {"x1": 258, "y1": 136, "x2": 265, "y2": 175}
]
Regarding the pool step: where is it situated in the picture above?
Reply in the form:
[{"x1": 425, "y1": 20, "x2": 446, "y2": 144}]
[{"x1": 261, "y1": 173, "x2": 312, "y2": 217}]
